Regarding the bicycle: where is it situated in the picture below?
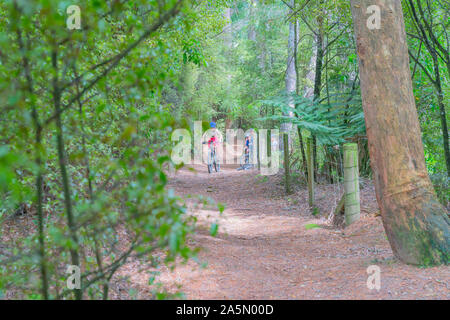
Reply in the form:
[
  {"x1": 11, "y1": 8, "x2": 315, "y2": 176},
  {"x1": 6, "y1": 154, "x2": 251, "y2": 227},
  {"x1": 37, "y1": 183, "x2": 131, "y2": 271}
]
[{"x1": 205, "y1": 142, "x2": 220, "y2": 173}]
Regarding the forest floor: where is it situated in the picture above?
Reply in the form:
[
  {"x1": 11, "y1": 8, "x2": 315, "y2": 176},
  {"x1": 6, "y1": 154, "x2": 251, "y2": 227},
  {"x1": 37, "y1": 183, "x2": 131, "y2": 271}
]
[
  {"x1": 2, "y1": 163, "x2": 448, "y2": 300},
  {"x1": 115, "y1": 164, "x2": 449, "y2": 300}
]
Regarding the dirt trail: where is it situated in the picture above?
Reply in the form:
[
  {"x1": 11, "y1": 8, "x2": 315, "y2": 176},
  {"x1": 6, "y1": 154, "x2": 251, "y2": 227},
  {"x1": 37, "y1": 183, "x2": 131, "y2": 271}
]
[{"x1": 120, "y1": 164, "x2": 449, "y2": 300}]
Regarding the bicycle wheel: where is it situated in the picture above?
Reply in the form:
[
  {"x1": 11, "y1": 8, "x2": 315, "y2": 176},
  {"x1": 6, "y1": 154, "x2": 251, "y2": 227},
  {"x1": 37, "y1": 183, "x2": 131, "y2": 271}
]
[
  {"x1": 211, "y1": 149, "x2": 219, "y2": 173},
  {"x1": 207, "y1": 149, "x2": 213, "y2": 174}
]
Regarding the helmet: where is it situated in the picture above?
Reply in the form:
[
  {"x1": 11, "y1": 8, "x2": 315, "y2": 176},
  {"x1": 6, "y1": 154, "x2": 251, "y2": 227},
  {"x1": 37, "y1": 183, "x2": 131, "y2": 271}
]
[{"x1": 210, "y1": 121, "x2": 216, "y2": 128}]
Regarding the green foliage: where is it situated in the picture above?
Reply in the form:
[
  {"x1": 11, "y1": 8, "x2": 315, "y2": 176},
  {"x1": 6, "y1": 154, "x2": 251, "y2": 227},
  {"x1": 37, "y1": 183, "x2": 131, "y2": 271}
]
[
  {"x1": 312, "y1": 207, "x2": 320, "y2": 216},
  {"x1": 0, "y1": 0, "x2": 227, "y2": 300},
  {"x1": 403, "y1": 0, "x2": 450, "y2": 192},
  {"x1": 260, "y1": 90, "x2": 365, "y2": 145},
  {"x1": 183, "y1": 39, "x2": 207, "y2": 66},
  {"x1": 304, "y1": 223, "x2": 321, "y2": 230},
  {"x1": 0, "y1": 0, "x2": 448, "y2": 300}
]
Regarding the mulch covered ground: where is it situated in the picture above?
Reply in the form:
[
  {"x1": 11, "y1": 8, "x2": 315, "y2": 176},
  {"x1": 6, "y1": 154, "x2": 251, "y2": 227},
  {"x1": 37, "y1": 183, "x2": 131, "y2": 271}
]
[
  {"x1": 117, "y1": 165, "x2": 449, "y2": 300},
  {"x1": 2, "y1": 164, "x2": 448, "y2": 299}
]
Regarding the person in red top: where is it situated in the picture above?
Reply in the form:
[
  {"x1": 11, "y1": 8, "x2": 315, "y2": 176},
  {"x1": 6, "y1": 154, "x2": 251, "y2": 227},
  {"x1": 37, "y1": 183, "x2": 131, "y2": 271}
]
[
  {"x1": 207, "y1": 135, "x2": 217, "y2": 147},
  {"x1": 203, "y1": 122, "x2": 219, "y2": 148},
  {"x1": 203, "y1": 121, "x2": 220, "y2": 173}
]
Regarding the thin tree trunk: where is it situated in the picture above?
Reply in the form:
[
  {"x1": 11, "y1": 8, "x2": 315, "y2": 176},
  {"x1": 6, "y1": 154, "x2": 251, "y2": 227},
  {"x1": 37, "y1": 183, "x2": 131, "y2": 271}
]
[
  {"x1": 311, "y1": 0, "x2": 325, "y2": 178},
  {"x1": 224, "y1": 7, "x2": 233, "y2": 126},
  {"x1": 259, "y1": 21, "x2": 267, "y2": 74},
  {"x1": 351, "y1": 0, "x2": 449, "y2": 265},
  {"x1": 414, "y1": 0, "x2": 450, "y2": 79},
  {"x1": 248, "y1": 0, "x2": 257, "y2": 41},
  {"x1": 433, "y1": 62, "x2": 450, "y2": 177},
  {"x1": 436, "y1": 92, "x2": 450, "y2": 177},
  {"x1": 52, "y1": 50, "x2": 82, "y2": 297},
  {"x1": 281, "y1": 0, "x2": 297, "y2": 142},
  {"x1": 406, "y1": 0, "x2": 450, "y2": 176},
  {"x1": 283, "y1": 133, "x2": 291, "y2": 194},
  {"x1": 16, "y1": 27, "x2": 49, "y2": 299},
  {"x1": 304, "y1": 50, "x2": 316, "y2": 99},
  {"x1": 73, "y1": 67, "x2": 108, "y2": 298},
  {"x1": 294, "y1": 16, "x2": 307, "y2": 174},
  {"x1": 312, "y1": 18, "x2": 324, "y2": 179},
  {"x1": 224, "y1": 8, "x2": 233, "y2": 50},
  {"x1": 325, "y1": 34, "x2": 333, "y2": 183}
]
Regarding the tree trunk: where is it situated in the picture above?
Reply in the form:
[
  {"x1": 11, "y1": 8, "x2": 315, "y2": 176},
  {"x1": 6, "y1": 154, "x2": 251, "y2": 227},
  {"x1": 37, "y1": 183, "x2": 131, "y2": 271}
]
[
  {"x1": 294, "y1": 17, "x2": 307, "y2": 174},
  {"x1": 248, "y1": 0, "x2": 257, "y2": 42},
  {"x1": 224, "y1": 7, "x2": 233, "y2": 127},
  {"x1": 350, "y1": 0, "x2": 449, "y2": 265},
  {"x1": 281, "y1": 1, "x2": 297, "y2": 141},
  {"x1": 259, "y1": 21, "x2": 267, "y2": 74},
  {"x1": 16, "y1": 27, "x2": 50, "y2": 300},
  {"x1": 429, "y1": 52, "x2": 450, "y2": 177},
  {"x1": 283, "y1": 133, "x2": 291, "y2": 194},
  {"x1": 312, "y1": 15, "x2": 324, "y2": 179},
  {"x1": 224, "y1": 8, "x2": 233, "y2": 50},
  {"x1": 435, "y1": 80, "x2": 450, "y2": 177},
  {"x1": 303, "y1": 50, "x2": 316, "y2": 99},
  {"x1": 306, "y1": 137, "x2": 315, "y2": 210}
]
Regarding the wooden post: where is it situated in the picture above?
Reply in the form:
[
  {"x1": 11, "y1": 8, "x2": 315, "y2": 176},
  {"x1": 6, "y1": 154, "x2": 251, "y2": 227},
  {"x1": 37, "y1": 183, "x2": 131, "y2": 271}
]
[
  {"x1": 257, "y1": 130, "x2": 261, "y2": 170},
  {"x1": 344, "y1": 143, "x2": 360, "y2": 225},
  {"x1": 283, "y1": 133, "x2": 290, "y2": 194},
  {"x1": 306, "y1": 137, "x2": 314, "y2": 209}
]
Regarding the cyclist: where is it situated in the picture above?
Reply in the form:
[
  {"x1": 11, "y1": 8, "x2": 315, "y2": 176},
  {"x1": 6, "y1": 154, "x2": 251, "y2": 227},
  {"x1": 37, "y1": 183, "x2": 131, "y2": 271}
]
[
  {"x1": 203, "y1": 121, "x2": 219, "y2": 146},
  {"x1": 206, "y1": 122, "x2": 218, "y2": 147},
  {"x1": 202, "y1": 122, "x2": 221, "y2": 173},
  {"x1": 238, "y1": 134, "x2": 252, "y2": 171},
  {"x1": 244, "y1": 135, "x2": 250, "y2": 164}
]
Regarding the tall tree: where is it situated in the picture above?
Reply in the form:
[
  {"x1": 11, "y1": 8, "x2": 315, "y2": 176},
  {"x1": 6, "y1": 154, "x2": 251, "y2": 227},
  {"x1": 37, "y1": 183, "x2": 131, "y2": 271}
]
[
  {"x1": 351, "y1": 0, "x2": 449, "y2": 265},
  {"x1": 293, "y1": 13, "x2": 307, "y2": 174},
  {"x1": 281, "y1": 0, "x2": 297, "y2": 141},
  {"x1": 248, "y1": 0, "x2": 257, "y2": 41},
  {"x1": 224, "y1": 7, "x2": 234, "y2": 129}
]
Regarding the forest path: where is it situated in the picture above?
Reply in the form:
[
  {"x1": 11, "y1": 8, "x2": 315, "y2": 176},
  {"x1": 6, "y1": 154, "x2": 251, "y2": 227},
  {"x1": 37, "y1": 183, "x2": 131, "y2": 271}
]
[{"x1": 119, "y1": 164, "x2": 449, "y2": 300}]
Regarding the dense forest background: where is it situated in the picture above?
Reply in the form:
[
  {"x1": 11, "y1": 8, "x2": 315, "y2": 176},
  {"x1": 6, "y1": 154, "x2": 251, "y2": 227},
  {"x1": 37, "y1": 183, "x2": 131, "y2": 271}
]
[{"x1": 0, "y1": 0, "x2": 448, "y2": 299}]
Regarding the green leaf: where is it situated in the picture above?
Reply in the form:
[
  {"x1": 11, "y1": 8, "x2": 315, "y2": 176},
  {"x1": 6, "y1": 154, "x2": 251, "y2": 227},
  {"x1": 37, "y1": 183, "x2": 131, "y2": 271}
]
[
  {"x1": 210, "y1": 222, "x2": 218, "y2": 236},
  {"x1": 305, "y1": 224, "x2": 321, "y2": 230}
]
